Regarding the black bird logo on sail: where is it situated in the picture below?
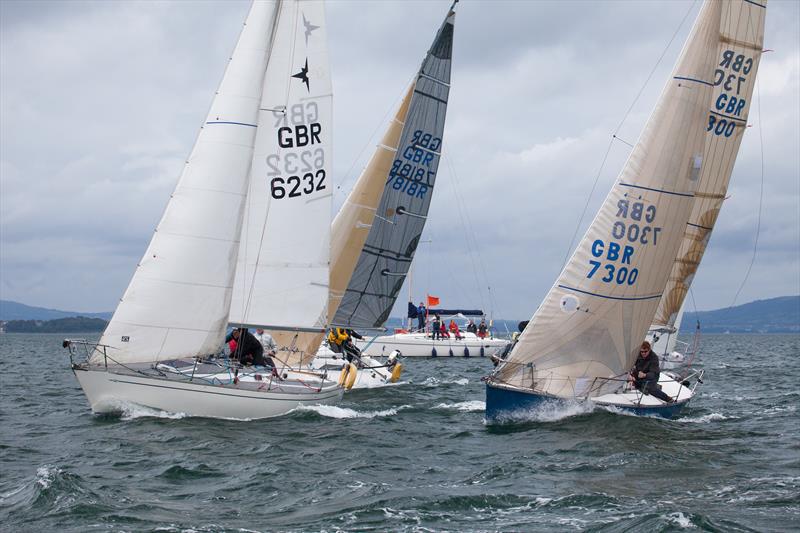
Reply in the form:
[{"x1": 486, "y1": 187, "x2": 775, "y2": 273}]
[{"x1": 292, "y1": 58, "x2": 310, "y2": 92}]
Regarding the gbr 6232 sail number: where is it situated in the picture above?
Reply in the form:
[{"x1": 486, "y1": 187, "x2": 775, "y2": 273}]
[{"x1": 267, "y1": 101, "x2": 327, "y2": 200}]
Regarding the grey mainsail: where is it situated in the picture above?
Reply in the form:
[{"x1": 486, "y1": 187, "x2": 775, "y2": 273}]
[{"x1": 332, "y1": 8, "x2": 455, "y2": 329}]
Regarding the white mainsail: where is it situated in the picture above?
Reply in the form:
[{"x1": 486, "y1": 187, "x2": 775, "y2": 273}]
[
  {"x1": 496, "y1": 0, "x2": 723, "y2": 398},
  {"x1": 261, "y1": 86, "x2": 415, "y2": 363},
  {"x1": 96, "y1": 2, "x2": 279, "y2": 364},
  {"x1": 653, "y1": 0, "x2": 767, "y2": 329},
  {"x1": 230, "y1": 0, "x2": 333, "y2": 333}
]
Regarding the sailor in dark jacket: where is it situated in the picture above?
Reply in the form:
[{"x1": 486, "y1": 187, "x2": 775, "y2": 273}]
[
  {"x1": 225, "y1": 328, "x2": 271, "y2": 367},
  {"x1": 629, "y1": 341, "x2": 673, "y2": 403}
]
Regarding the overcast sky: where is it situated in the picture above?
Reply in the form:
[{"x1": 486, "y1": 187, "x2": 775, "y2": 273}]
[{"x1": 1, "y1": 0, "x2": 798, "y2": 320}]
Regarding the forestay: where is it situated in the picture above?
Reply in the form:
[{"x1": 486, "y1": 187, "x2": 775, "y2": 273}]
[
  {"x1": 333, "y1": 8, "x2": 455, "y2": 329},
  {"x1": 230, "y1": 0, "x2": 333, "y2": 333},
  {"x1": 653, "y1": 0, "x2": 767, "y2": 328},
  {"x1": 495, "y1": 0, "x2": 722, "y2": 398},
  {"x1": 95, "y1": 2, "x2": 278, "y2": 364}
]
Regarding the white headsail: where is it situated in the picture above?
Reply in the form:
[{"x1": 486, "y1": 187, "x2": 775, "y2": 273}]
[
  {"x1": 230, "y1": 0, "x2": 333, "y2": 333},
  {"x1": 96, "y1": 2, "x2": 279, "y2": 364},
  {"x1": 255, "y1": 6, "x2": 456, "y2": 365},
  {"x1": 653, "y1": 0, "x2": 767, "y2": 329},
  {"x1": 495, "y1": 0, "x2": 724, "y2": 398}
]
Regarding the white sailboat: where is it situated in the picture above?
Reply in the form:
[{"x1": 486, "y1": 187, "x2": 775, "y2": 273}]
[
  {"x1": 64, "y1": 0, "x2": 343, "y2": 420},
  {"x1": 486, "y1": 0, "x2": 767, "y2": 420}
]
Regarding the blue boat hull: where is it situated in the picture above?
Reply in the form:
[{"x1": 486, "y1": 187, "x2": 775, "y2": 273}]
[{"x1": 485, "y1": 382, "x2": 688, "y2": 422}]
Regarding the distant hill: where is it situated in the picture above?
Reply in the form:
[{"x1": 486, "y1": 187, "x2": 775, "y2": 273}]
[
  {"x1": 3, "y1": 316, "x2": 107, "y2": 333},
  {"x1": 384, "y1": 295, "x2": 800, "y2": 335},
  {"x1": 0, "y1": 300, "x2": 112, "y2": 321},
  {"x1": 681, "y1": 295, "x2": 799, "y2": 333}
]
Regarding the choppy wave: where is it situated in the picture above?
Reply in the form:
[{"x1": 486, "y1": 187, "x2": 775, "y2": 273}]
[
  {"x1": 489, "y1": 400, "x2": 596, "y2": 424},
  {"x1": 296, "y1": 404, "x2": 411, "y2": 419},
  {"x1": 420, "y1": 376, "x2": 470, "y2": 387},
  {"x1": 665, "y1": 511, "x2": 694, "y2": 528},
  {"x1": 434, "y1": 400, "x2": 485, "y2": 412},
  {"x1": 676, "y1": 412, "x2": 734, "y2": 423}
]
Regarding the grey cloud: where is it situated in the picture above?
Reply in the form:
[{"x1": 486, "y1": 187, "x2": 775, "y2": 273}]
[{"x1": 1, "y1": 0, "x2": 797, "y2": 319}]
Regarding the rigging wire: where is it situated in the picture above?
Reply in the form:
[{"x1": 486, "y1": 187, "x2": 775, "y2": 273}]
[
  {"x1": 444, "y1": 153, "x2": 500, "y2": 318},
  {"x1": 728, "y1": 76, "x2": 766, "y2": 308},
  {"x1": 335, "y1": 74, "x2": 416, "y2": 199},
  {"x1": 559, "y1": 0, "x2": 698, "y2": 270},
  {"x1": 443, "y1": 154, "x2": 487, "y2": 314}
]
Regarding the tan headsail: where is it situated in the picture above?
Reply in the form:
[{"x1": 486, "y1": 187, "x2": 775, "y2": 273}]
[
  {"x1": 653, "y1": 0, "x2": 767, "y2": 328},
  {"x1": 494, "y1": 0, "x2": 723, "y2": 399}
]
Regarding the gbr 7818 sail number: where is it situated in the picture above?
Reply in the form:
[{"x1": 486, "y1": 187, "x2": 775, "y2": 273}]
[{"x1": 267, "y1": 122, "x2": 326, "y2": 199}]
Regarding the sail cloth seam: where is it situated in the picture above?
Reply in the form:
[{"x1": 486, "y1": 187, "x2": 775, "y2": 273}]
[
  {"x1": 377, "y1": 144, "x2": 398, "y2": 152},
  {"x1": 109, "y1": 321, "x2": 220, "y2": 333},
  {"x1": 205, "y1": 121, "x2": 258, "y2": 127},
  {"x1": 743, "y1": 0, "x2": 766, "y2": 8},
  {"x1": 176, "y1": 186, "x2": 246, "y2": 198},
  {"x1": 413, "y1": 89, "x2": 447, "y2": 105},
  {"x1": 557, "y1": 285, "x2": 663, "y2": 301},
  {"x1": 154, "y1": 231, "x2": 241, "y2": 243},
  {"x1": 618, "y1": 182, "x2": 695, "y2": 198},
  {"x1": 673, "y1": 76, "x2": 714, "y2": 87},
  {"x1": 132, "y1": 277, "x2": 232, "y2": 290},
  {"x1": 360, "y1": 248, "x2": 413, "y2": 262}
]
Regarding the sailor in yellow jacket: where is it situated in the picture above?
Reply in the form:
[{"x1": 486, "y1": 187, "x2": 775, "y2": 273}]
[{"x1": 327, "y1": 327, "x2": 364, "y2": 364}]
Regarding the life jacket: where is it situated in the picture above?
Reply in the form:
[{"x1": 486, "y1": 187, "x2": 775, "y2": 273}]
[{"x1": 327, "y1": 327, "x2": 350, "y2": 346}]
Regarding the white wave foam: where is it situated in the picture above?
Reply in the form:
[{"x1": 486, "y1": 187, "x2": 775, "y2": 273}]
[
  {"x1": 421, "y1": 376, "x2": 469, "y2": 387},
  {"x1": 35, "y1": 465, "x2": 62, "y2": 490},
  {"x1": 666, "y1": 511, "x2": 695, "y2": 528},
  {"x1": 297, "y1": 404, "x2": 411, "y2": 419},
  {"x1": 434, "y1": 400, "x2": 485, "y2": 412},
  {"x1": 677, "y1": 413, "x2": 734, "y2": 423},
  {"x1": 491, "y1": 400, "x2": 596, "y2": 424},
  {"x1": 118, "y1": 402, "x2": 187, "y2": 421}
]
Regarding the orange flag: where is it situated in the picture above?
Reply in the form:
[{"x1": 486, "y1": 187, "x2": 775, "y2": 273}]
[{"x1": 427, "y1": 294, "x2": 440, "y2": 307}]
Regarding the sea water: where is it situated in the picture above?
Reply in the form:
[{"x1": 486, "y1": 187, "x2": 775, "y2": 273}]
[{"x1": 0, "y1": 333, "x2": 797, "y2": 532}]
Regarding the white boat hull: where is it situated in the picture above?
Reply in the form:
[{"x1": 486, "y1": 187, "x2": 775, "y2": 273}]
[
  {"x1": 73, "y1": 365, "x2": 343, "y2": 420},
  {"x1": 356, "y1": 332, "x2": 509, "y2": 358}
]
